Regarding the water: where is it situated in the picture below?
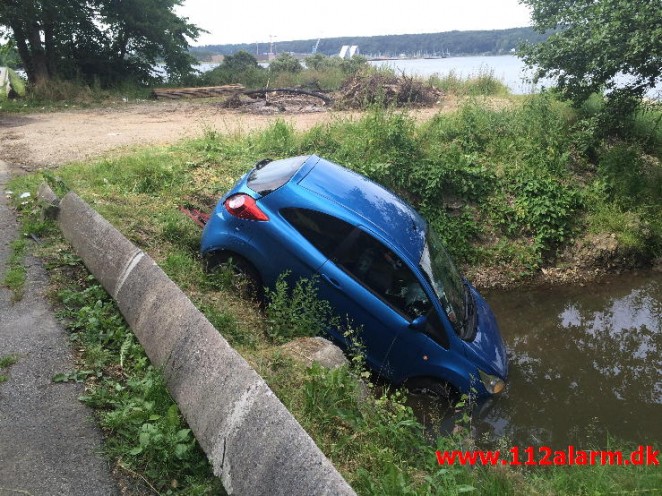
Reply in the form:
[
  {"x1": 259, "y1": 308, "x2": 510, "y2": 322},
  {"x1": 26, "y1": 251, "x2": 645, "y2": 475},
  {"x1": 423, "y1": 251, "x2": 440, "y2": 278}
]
[
  {"x1": 370, "y1": 55, "x2": 662, "y2": 99},
  {"x1": 370, "y1": 55, "x2": 539, "y2": 95},
  {"x1": 416, "y1": 272, "x2": 662, "y2": 449}
]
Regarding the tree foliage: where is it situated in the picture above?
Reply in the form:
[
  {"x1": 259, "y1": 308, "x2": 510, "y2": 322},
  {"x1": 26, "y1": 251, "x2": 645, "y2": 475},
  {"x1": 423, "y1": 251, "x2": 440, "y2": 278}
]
[
  {"x1": 305, "y1": 53, "x2": 368, "y2": 75},
  {"x1": 197, "y1": 50, "x2": 268, "y2": 87},
  {"x1": 269, "y1": 53, "x2": 303, "y2": 74},
  {"x1": 0, "y1": 39, "x2": 20, "y2": 68},
  {"x1": 0, "y1": 0, "x2": 200, "y2": 87},
  {"x1": 519, "y1": 0, "x2": 662, "y2": 106}
]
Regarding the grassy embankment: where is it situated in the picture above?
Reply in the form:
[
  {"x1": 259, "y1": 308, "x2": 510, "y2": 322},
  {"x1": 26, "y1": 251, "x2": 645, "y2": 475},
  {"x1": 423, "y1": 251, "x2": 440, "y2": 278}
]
[{"x1": 7, "y1": 80, "x2": 662, "y2": 493}]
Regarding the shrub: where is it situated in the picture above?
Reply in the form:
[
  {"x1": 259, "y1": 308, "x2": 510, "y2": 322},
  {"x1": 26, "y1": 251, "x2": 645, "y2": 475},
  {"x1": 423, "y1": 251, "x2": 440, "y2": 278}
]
[{"x1": 499, "y1": 170, "x2": 581, "y2": 250}]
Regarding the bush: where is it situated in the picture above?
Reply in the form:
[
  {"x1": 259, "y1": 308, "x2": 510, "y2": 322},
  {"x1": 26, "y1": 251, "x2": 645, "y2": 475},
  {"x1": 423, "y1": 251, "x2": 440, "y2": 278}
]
[{"x1": 507, "y1": 170, "x2": 581, "y2": 248}]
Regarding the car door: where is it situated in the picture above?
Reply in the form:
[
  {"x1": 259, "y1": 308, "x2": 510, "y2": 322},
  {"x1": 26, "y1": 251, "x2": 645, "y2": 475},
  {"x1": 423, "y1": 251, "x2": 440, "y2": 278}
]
[
  {"x1": 318, "y1": 227, "x2": 446, "y2": 378},
  {"x1": 280, "y1": 208, "x2": 448, "y2": 378}
]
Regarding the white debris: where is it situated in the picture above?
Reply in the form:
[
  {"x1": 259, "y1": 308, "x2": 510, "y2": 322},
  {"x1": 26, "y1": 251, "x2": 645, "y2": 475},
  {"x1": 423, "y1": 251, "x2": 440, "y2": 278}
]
[{"x1": 19, "y1": 192, "x2": 31, "y2": 199}]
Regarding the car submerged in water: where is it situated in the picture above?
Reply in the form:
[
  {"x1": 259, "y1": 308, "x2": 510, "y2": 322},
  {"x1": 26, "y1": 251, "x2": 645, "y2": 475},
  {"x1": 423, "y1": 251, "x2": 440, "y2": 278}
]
[{"x1": 201, "y1": 155, "x2": 508, "y2": 398}]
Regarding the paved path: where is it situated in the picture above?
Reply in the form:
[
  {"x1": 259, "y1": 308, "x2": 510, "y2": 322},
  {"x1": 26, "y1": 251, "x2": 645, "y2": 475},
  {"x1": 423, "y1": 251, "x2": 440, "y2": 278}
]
[{"x1": 0, "y1": 159, "x2": 118, "y2": 495}]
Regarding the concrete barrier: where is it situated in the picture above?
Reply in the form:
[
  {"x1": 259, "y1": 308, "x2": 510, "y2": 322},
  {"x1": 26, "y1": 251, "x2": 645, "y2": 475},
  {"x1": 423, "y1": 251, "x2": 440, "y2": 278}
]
[{"x1": 48, "y1": 188, "x2": 355, "y2": 495}]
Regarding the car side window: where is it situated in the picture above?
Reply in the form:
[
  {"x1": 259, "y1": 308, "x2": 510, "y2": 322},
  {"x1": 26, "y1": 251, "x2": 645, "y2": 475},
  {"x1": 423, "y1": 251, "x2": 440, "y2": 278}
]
[
  {"x1": 281, "y1": 210, "x2": 449, "y2": 348},
  {"x1": 281, "y1": 208, "x2": 355, "y2": 259},
  {"x1": 335, "y1": 230, "x2": 432, "y2": 321}
]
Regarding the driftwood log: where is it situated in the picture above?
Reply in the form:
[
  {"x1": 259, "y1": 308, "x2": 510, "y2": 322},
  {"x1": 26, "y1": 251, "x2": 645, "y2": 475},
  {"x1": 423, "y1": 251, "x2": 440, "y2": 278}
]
[{"x1": 151, "y1": 84, "x2": 245, "y2": 99}]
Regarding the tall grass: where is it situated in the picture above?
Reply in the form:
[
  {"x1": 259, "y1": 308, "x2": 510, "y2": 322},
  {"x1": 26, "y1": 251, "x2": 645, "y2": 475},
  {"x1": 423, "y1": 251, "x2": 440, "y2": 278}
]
[
  {"x1": 0, "y1": 78, "x2": 152, "y2": 112},
  {"x1": 429, "y1": 67, "x2": 510, "y2": 97}
]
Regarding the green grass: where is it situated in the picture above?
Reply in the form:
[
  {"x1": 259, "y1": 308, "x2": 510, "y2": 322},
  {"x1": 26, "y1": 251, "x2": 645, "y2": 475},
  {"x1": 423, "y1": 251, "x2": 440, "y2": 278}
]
[
  {"x1": 7, "y1": 93, "x2": 662, "y2": 494},
  {"x1": 3, "y1": 238, "x2": 28, "y2": 301}
]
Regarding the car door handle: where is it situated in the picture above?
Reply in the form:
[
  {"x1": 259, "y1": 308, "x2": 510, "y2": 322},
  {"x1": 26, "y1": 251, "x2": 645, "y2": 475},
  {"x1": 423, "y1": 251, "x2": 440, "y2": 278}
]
[{"x1": 321, "y1": 273, "x2": 341, "y2": 289}]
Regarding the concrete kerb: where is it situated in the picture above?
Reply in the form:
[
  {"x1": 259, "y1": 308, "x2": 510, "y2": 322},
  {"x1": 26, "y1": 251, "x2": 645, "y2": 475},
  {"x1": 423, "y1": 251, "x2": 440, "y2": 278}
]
[{"x1": 42, "y1": 186, "x2": 355, "y2": 495}]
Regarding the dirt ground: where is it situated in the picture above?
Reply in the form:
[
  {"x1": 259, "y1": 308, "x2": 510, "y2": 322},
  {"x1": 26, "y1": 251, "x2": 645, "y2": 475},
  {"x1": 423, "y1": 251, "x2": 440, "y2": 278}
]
[{"x1": 0, "y1": 100, "x2": 441, "y2": 173}]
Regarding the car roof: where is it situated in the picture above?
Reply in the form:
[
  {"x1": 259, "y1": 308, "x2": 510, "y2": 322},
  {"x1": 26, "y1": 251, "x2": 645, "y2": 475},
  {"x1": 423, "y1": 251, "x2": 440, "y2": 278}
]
[{"x1": 295, "y1": 155, "x2": 427, "y2": 261}]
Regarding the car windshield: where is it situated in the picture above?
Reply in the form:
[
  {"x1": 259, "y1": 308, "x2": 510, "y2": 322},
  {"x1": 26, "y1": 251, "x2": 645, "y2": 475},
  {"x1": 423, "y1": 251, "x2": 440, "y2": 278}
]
[{"x1": 419, "y1": 228, "x2": 470, "y2": 339}]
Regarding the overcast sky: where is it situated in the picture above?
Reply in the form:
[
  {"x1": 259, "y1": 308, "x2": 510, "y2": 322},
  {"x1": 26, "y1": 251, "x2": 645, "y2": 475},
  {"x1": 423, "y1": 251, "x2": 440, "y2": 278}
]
[{"x1": 177, "y1": 0, "x2": 533, "y2": 46}]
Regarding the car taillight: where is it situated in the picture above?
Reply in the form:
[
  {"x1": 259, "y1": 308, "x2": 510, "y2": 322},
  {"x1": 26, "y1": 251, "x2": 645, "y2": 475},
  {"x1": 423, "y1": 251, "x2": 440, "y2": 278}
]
[{"x1": 224, "y1": 194, "x2": 269, "y2": 221}]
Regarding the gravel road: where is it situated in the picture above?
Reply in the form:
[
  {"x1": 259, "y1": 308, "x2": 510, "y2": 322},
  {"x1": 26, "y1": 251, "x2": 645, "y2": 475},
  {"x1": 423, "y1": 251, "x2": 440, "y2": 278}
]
[{"x1": 0, "y1": 101, "x2": 370, "y2": 172}]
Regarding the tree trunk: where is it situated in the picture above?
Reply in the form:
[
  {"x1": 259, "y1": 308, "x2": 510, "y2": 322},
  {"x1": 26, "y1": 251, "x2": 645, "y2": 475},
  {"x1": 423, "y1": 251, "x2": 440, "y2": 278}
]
[
  {"x1": 11, "y1": 24, "x2": 35, "y2": 83},
  {"x1": 43, "y1": 22, "x2": 57, "y2": 78},
  {"x1": 27, "y1": 22, "x2": 50, "y2": 85}
]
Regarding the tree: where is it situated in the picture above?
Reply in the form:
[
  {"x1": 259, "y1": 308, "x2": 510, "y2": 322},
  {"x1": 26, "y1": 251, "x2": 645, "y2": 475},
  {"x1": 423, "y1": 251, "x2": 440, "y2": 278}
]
[
  {"x1": 198, "y1": 50, "x2": 267, "y2": 88},
  {"x1": 519, "y1": 0, "x2": 662, "y2": 107},
  {"x1": 304, "y1": 53, "x2": 368, "y2": 75},
  {"x1": 0, "y1": 0, "x2": 200, "y2": 87},
  {"x1": 221, "y1": 51, "x2": 260, "y2": 73},
  {"x1": 269, "y1": 53, "x2": 303, "y2": 74}
]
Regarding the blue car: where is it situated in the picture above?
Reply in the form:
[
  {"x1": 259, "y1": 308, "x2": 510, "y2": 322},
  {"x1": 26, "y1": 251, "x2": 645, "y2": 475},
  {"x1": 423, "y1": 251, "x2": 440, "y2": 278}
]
[{"x1": 201, "y1": 155, "x2": 508, "y2": 398}]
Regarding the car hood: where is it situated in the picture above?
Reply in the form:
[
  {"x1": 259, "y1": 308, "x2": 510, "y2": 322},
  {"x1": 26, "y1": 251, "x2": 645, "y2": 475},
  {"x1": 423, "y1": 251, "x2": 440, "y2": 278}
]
[{"x1": 462, "y1": 288, "x2": 508, "y2": 379}]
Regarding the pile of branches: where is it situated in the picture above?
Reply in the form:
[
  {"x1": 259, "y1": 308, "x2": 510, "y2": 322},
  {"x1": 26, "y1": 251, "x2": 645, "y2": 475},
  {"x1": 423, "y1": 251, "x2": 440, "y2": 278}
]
[{"x1": 337, "y1": 72, "x2": 442, "y2": 109}]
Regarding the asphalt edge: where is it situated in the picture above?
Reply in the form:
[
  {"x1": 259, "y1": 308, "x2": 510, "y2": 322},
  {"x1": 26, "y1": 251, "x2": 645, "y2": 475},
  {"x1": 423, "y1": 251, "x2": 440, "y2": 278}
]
[{"x1": 41, "y1": 184, "x2": 355, "y2": 496}]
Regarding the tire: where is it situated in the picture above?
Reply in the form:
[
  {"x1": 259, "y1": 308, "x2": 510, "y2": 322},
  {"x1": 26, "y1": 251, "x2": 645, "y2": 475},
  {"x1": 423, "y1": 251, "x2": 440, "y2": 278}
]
[
  {"x1": 405, "y1": 378, "x2": 459, "y2": 404},
  {"x1": 205, "y1": 252, "x2": 264, "y2": 304}
]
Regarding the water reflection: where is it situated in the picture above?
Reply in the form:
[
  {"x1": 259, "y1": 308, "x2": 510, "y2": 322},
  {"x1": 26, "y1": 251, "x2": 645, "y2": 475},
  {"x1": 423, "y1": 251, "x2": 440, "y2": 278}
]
[{"x1": 416, "y1": 272, "x2": 662, "y2": 449}]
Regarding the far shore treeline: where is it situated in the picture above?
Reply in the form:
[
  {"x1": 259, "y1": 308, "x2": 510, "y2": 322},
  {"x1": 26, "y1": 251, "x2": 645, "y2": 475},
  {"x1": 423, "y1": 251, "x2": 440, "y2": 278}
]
[{"x1": 190, "y1": 27, "x2": 549, "y2": 59}]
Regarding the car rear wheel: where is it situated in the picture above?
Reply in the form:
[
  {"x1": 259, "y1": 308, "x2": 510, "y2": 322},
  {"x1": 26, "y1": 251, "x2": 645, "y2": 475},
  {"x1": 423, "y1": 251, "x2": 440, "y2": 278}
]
[{"x1": 205, "y1": 252, "x2": 264, "y2": 304}]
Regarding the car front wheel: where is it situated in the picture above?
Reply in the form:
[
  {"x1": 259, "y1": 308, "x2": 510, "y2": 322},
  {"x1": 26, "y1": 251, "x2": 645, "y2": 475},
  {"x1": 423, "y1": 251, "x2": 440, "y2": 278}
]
[{"x1": 405, "y1": 377, "x2": 460, "y2": 405}]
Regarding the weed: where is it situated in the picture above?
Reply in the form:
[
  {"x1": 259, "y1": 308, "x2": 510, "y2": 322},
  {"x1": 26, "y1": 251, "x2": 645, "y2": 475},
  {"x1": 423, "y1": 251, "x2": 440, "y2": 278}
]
[
  {"x1": 0, "y1": 354, "x2": 19, "y2": 383},
  {"x1": 0, "y1": 354, "x2": 19, "y2": 368},
  {"x1": 265, "y1": 273, "x2": 338, "y2": 344},
  {"x1": 52, "y1": 267, "x2": 221, "y2": 493}
]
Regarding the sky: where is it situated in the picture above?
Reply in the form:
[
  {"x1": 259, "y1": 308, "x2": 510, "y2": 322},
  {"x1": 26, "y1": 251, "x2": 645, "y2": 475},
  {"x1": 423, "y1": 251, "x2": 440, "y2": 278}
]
[{"x1": 177, "y1": 0, "x2": 533, "y2": 47}]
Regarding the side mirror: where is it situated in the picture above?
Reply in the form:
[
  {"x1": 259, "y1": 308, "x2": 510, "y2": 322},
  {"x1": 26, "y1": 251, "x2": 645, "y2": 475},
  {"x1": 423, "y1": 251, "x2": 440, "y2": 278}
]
[{"x1": 409, "y1": 315, "x2": 427, "y2": 332}]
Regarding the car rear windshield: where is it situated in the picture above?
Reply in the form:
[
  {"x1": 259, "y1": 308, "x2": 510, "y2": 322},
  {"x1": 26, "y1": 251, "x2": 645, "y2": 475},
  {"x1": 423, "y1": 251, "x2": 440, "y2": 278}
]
[{"x1": 247, "y1": 156, "x2": 309, "y2": 195}]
